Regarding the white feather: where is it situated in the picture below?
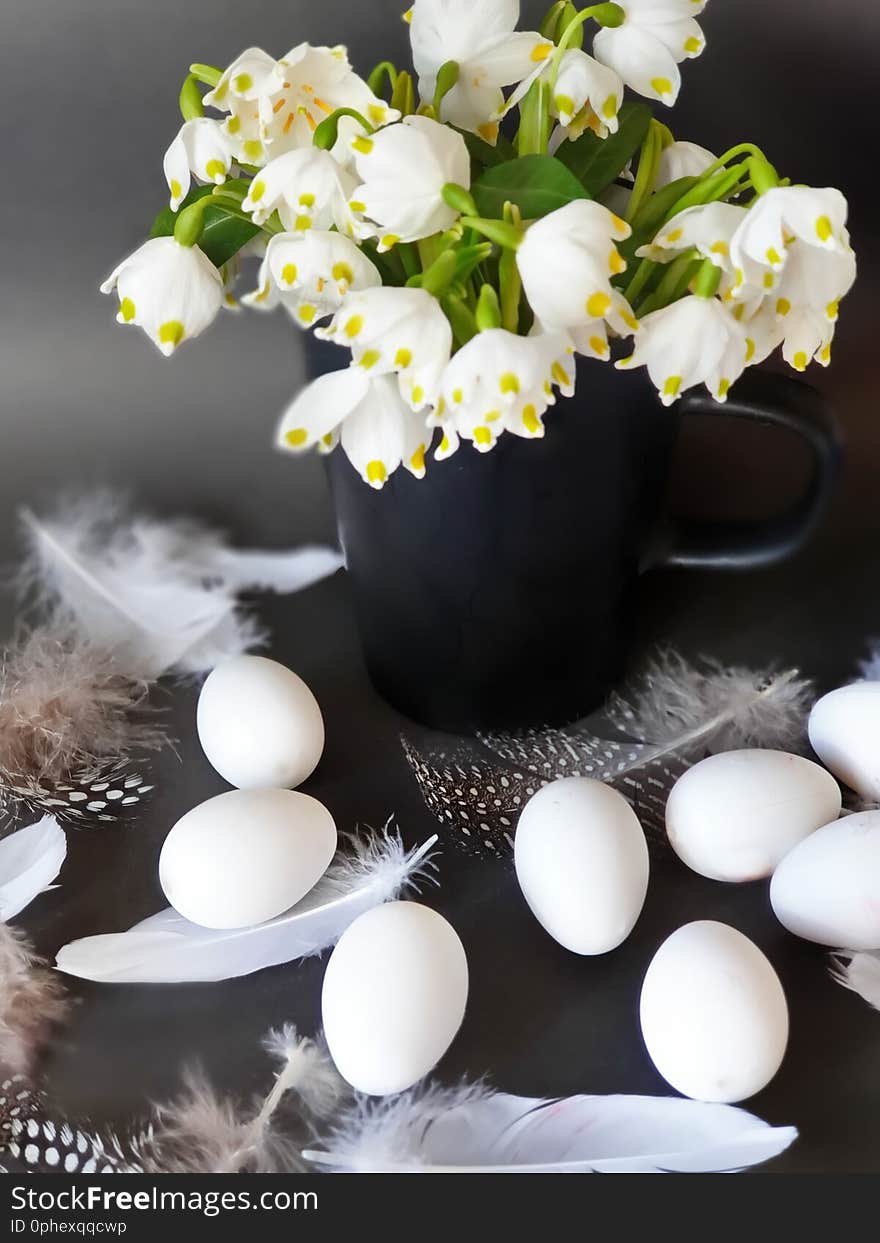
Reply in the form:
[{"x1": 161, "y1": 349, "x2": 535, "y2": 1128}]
[
  {"x1": 303, "y1": 1083, "x2": 798, "y2": 1174},
  {"x1": 830, "y1": 952, "x2": 880, "y2": 1011},
  {"x1": 19, "y1": 496, "x2": 343, "y2": 680},
  {"x1": 0, "y1": 817, "x2": 67, "y2": 922},
  {"x1": 55, "y1": 831, "x2": 437, "y2": 983}
]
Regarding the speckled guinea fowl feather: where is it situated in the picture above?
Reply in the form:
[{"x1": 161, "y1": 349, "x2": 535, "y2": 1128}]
[
  {"x1": 2, "y1": 761, "x2": 153, "y2": 828},
  {"x1": 400, "y1": 736, "x2": 542, "y2": 858},
  {"x1": 403, "y1": 654, "x2": 812, "y2": 856},
  {"x1": 0, "y1": 1078, "x2": 147, "y2": 1173}
]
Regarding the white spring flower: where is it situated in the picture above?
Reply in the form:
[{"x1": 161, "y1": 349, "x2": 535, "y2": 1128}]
[
  {"x1": 516, "y1": 199, "x2": 639, "y2": 352},
  {"x1": 317, "y1": 286, "x2": 453, "y2": 410},
  {"x1": 655, "y1": 140, "x2": 716, "y2": 189},
  {"x1": 409, "y1": 0, "x2": 553, "y2": 143},
  {"x1": 100, "y1": 236, "x2": 223, "y2": 357},
  {"x1": 617, "y1": 294, "x2": 749, "y2": 405},
  {"x1": 593, "y1": 0, "x2": 709, "y2": 106},
  {"x1": 729, "y1": 186, "x2": 851, "y2": 298},
  {"x1": 241, "y1": 148, "x2": 357, "y2": 233},
  {"x1": 432, "y1": 329, "x2": 575, "y2": 456},
  {"x1": 205, "y1": 44, "x2": 398, "y2": 166},
  {"x1": 347, "y1": 116, "x2": 471, "y2": 250},
  {"x1": 638, "y1": 202, "x2": 748, "y2": 268},
  {"x1": 243, "y1": 231, "x2": 381, "y2": 327},
  {"x1": 277, "y1": 369, "x2": 431, "y2": 488},
  {"x1": 163, "y1": 119, "x2": 234, "y2": 211},
  {"x1": 552, "y1": 49, "x2": 624, "y2": 138},
  {"x1": 741, "y1": 235, "x2": 857, "y2": 372}
]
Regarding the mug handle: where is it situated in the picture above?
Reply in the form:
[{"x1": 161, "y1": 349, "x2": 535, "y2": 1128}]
[{"x1": 658, "y1": 370, "x2": 842, "y2": 570}]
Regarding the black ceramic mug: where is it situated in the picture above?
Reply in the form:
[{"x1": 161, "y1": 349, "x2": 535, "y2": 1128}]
[{"x1": 322, "y1": 352, "x2": 840, "y2": 733}]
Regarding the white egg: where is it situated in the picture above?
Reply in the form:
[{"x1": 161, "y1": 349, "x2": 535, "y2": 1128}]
[
  {"x1": 665, "y1": 750, "x2": 841, "y2": 883},
  {"x1": 322, "y1": 901, "x2": 468, "y2": 1096},
  {"x1": 159, "y1": 788, "x2": 336, "y2": 930},
  {"x1": 770, "y1": 810, "x2": 880, "y2": 949},
  {"x1": 514, "y1": 777, "x2": 649, "y2": 955},
  {"x1": 640, "y1": 921, "x2": 789, "y2": 1103},
  {"x1": 197, "y1": 655, "x2": 324, "y2": 790},
  {"x1": 808, "y1": 683, "x2": 880, "y2": 801}
]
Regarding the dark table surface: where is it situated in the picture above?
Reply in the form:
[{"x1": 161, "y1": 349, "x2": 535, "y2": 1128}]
[{"x1": 2, "y1": 0, "x2": 880, "y2": 1175}]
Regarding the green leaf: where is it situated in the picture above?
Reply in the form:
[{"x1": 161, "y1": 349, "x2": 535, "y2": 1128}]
[
  {"x1": 472, "y1": 155, "x2": 589, "y2": 221},
  {"x1": 149, "y1": 187, "x2": 260, "y2": 270},
  {"x1": 462, "y1": 129, "x2": 516, "y2": 171},
  {"x1": 556, "y1": 101, "x2": 652, "y2": 196}
]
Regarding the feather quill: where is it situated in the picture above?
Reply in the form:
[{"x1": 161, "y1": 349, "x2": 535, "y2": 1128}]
[
  {"x1": 0, "y1": 927, "x2": 67, "y2": 1075},
  {"x1": 19, "y1": 495, "x2": 343, "y2": 679},
  {"x1": 143, "y1": 1027, "x2": 344, "y2": 1173},
  {"x1": 303, "y1": 1082, "x2": 798, "y2": 1174},
  {"x1": 56, "y1": 831, "x2": 438, "y2": 983},
  {"x1": 0, "y1": 817, "x2": 66, "y2": 921},
  {"x1": 0, "y1": 1030, "x2": 344, "y2": 1175},
  {"x1": 830, "y1": 952, "x2": 880, "y2": 1011}
]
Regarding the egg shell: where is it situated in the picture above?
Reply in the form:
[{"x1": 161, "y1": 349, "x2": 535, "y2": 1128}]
[
  {"x1": 770, "y1": 810, "x2": 880, "y2": 949},
  {"x1": 808, "y1": 683, "x2": 880, "y2": 801},
  {"x1": 322, "y1": 901, "x2": 468, "y2": 1096},
  {"x1": 640, "y1": 921, "x2": 789, "y2": 1104},
  {"x1": 159, "y1": 789, "x2": 337, "y2": 930},
  {"x1": 197, "y1": 655, "x2": 324, "y2": 790},
  {"x1": 665, "y1": 749, "x2": 841, "y2": 883},
  {"x1": 514, "y1": 777, "x2": 649, "y2": 955}
]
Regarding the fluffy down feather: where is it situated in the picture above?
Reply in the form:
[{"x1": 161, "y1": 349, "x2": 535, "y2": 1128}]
[
  {"x1": 0, "y1": 627, "x2": 165, "y2": 788},
  {"x1": 0, "y1": 926, "x2": 67, "y2": 1075},
  {"x1": 830, "y1": 952, "x2": 880, "y2": 1011}
]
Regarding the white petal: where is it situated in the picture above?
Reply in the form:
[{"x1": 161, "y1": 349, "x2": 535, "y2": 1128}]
[
  {"x1": 410, "y1": 0, "x2": 521, "y2": 73},
  {"x1": 554, "y1": 50, "x2": 623, "y2": 131},
  {"x1": 339, "y1": 375, "x2": 427, "y2": 488},
  {"x1": 277, "y1": 368, "x2": 371, "y2": 452},
  {"x1": 655, "y1": 141, "x2": 716, "y2": 188},
  {"x1": 593, "y1": 25, "x2": 681, "y2": 105}
]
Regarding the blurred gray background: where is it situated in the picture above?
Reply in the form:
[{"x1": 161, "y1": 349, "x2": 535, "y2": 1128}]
[{"x1": 1, "y1": 0, "x2": 878, "y2": 556}]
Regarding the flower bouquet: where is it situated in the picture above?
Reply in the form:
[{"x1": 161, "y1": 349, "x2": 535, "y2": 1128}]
[{"x1": 102, "y1": 1, "x2": 852, "y2": 730}]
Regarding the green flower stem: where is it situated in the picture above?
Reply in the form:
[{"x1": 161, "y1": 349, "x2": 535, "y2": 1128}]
[
  {"x1": 652, "y1": 164, "x2": 752, "y2": 232},
  {"x1": 475, "y1": 284, "x2": 503, "y2": 331},
  {"x1": 418, "y1": 236, "x2": 443, "y2": 271},
  {"x1": 693, "y1": 259, "x2": 723, "y2": 299},
  {"x1": 636, "y1": 251, "x2": 700, "y2": 315},
  {"x1": 189, "y1": 63, "x2": 222, "y2": 87},
  {"x1": 390, "y1": 71, "x2": 416, "y2": 117},
  {"x1": 397, "y1": 243, "x2": 421, "y2": 281},
  {"x1": 368, "y1": 61, "x2": 398, "y2": 99},
  {"x1": 443, "y1": 183, "x2": 479, "y2": 217},
  {"x1": 179, "y1": 75, "x2": 204, "y2": 122},
  {"x1": 549, "y1": 3, "x2": 624, "y2": 86},
  {"x1": 499, "y1": 245, "x2": 522, "y2": 332},
  {"x1": 460, "y1": 217, "x2": 523, "y2": 249},
  {"x1": 517, "y1": 77, "x2": 552, "y2": 155},
  {"x1": 748, "y1": 155, "x2": 780, "y2": 194},
  {"x1": 443, "y1": 294, "x2": 478, "y2": 347},
  {"x1": 622, "y1": 256, "x2": 657, "y2": 306},
  {"x1": 433, "y1": 61, "x2": 460, "y2": 116},
  {"x1": 418, "y1": 250, "x2": 460, "y2": 297},
  {"x1": 698, "y1": 142, "x2": 769, "y2": 181},
  {"x1": 313, "y1": 108, "x2": 374, "y2": 150},
  {"x1": 626, "y1": 120, "x2": 664, "y2": 222}
]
